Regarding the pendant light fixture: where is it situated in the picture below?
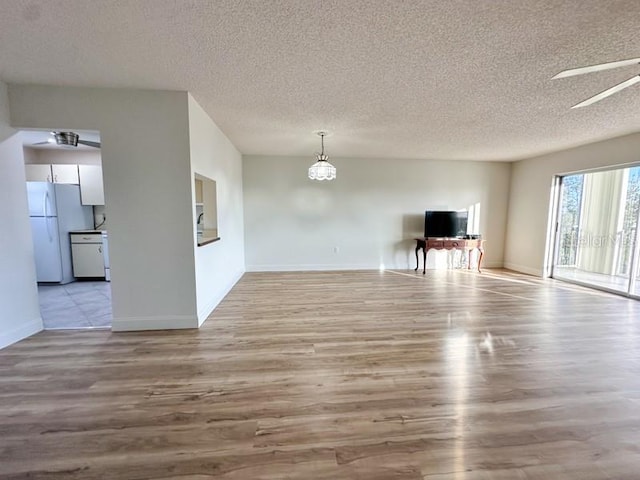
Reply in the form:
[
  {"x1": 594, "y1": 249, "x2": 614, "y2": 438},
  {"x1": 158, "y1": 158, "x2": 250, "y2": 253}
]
[{"x1": 308, "y1": 131, "x2": 336, "y2": 181}]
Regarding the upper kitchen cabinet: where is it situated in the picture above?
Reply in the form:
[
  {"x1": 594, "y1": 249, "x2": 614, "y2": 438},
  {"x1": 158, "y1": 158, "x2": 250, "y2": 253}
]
[
  {"x1": 25, "y1": 164, "x2": 53, "y2": 182},
  {"x1": 52, "y1": 164, "x2": 79, "y2": 184},
  {"x1": 25, "y1": 164, "x2": 79, "y2": 184},
  {"x1": 78, "y1": 165, "x2": 105, "y2": 205}
]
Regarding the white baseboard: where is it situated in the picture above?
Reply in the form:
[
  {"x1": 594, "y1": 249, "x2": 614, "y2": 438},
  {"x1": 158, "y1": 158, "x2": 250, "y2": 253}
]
[
  {"x1": 112, "y1": 315, "x2": 198, "y2": 332},
  {"x1": 248, "y1": 262, "x2": 505, "y2": 273},
  {"x1": 197, "y1": 269, "x2": 245, "y2": 326},
  {"x1": 247, "y1": 264, "x2": 381, "y2": 272},
  {"x1": 0, "y1": 317, "x2": 43, "y2": 350},
  {"x1": 503, "y1": 262, "x2": 543, "y2": 277}
]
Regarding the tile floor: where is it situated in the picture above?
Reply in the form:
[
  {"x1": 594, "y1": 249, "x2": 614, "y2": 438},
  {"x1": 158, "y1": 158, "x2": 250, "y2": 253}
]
[{"x1": 38, "y1": 281, "x2": 112, "y2": 329}]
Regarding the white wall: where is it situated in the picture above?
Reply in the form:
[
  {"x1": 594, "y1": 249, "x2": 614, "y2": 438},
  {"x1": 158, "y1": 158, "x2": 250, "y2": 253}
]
[
  {"x1": 243, "y1": 155, "x2": 511, "y2": 271},
  {"x1": 504, "y1": 132, "x2": 640, "y2": 276},
  {"x1": 188, "y1": 95, "x2": 245, "y2": 324},
  {"x1": 9, "y1": 85, "x2": 198, "y2": 331},
  {"x1": 22, "y1": 146, "x2": 37, "y2": 164},
  {"x1": 0, "y1": 81, "x2": 42, "y2": 348}
]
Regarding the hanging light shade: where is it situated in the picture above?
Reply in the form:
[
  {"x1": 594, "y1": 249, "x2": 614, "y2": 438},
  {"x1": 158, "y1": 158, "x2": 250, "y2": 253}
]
[{"x1": 308, "y1": 131, "x2": 336, "y2": 181}]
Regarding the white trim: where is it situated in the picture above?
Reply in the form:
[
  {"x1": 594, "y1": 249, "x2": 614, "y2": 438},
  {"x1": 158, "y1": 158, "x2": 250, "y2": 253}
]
[
  {"x1": 112, "y1": 315, "x2": 197, "y2": 332},
  {"x1": 247, "y1": 264, "x2": 383, "y2": 272},
  {"x1": 197, "y1": 269, "x2": 244, "y2": 326},
  {"x1": 248, "y1": 262, "x2": 504, "y2": 272},
  {"x1": 504, "y1": 262, "x2": 543, "y2": 277},
  {"x1": 0, "y1": 317, "x2": 43, "y2": 350}
]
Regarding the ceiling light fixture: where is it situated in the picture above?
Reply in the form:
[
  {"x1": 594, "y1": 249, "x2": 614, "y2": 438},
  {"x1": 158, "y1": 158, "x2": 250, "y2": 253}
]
[
  {"x1": 308, "y1": 131, "x2": 336, "y2": 181},
  {"x1": 54, "y1": 131, "x2": 79, "y2": 147}
]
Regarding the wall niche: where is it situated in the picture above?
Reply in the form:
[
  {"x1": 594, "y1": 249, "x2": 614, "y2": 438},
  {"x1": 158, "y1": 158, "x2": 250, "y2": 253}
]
[{"x1": 194, "y1": 173, "x2": 219, "y2": 246}]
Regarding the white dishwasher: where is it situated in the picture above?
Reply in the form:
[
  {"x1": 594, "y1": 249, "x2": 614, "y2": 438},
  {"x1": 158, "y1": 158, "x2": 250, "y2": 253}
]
[{"x1": 70, "y1": 232, "x2": 106, "y2": 278}]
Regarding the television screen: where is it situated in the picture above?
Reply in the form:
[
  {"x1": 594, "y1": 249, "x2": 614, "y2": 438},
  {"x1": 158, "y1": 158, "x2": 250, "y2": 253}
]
[{"x1": 425, "y1": 211, "x2": 468, "y2": 238}]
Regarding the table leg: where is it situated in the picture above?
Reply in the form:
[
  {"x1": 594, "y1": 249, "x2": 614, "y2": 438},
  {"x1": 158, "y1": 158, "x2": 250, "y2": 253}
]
[
  {"x1": 477, "y1": 246, "x2": 484, "y2": 273},
  {"x1": 415, "y1": 240, "x2": 427, "y2": 274},
  {"x1": 468, "y1": 248, "x2": 472, "y2": 270},
  {"x1": 423, "y1": 247, "x2": 427, "y2": 274}
]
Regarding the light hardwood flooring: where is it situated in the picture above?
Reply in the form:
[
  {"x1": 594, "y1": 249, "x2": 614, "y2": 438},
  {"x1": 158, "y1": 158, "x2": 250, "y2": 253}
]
[{"x1": 1, "y1": 269, "x2": 640, "y2": 479}]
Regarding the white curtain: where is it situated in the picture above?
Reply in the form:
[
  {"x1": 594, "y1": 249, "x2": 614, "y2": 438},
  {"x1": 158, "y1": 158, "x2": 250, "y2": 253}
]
[{"x1": 577, "y1": 169, "x2": 627, "y2": 275}]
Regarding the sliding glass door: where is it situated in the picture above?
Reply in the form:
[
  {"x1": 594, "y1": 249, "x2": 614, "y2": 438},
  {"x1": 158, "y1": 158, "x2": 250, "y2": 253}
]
[
  {"x1": 553, "y1": 165, "x2": 640, "y2": 297},
  {"x1": 555, "y1": 173, "x2": 584, "y2": 274}
]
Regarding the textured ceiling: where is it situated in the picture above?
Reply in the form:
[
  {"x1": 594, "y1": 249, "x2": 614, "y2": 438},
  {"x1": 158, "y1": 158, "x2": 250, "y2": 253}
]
[{"x1": 1, "y1": 0, "x2": 640, "y2": 161}]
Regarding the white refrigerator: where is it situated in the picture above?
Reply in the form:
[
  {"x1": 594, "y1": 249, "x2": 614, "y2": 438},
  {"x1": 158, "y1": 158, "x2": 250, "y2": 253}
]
[{"x1": 27, "y1": 182, "x2": 93, "y2": 284}]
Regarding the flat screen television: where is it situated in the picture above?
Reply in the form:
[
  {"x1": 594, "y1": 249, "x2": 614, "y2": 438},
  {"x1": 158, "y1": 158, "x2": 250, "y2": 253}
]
[{"x1": 425, "y1": 210, "x2": 468, "y2": 238}]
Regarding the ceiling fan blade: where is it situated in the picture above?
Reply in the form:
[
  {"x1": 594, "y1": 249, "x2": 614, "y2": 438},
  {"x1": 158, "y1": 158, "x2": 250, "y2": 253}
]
[
  {"x1": 553, "y1": 57, "x2": 640, "y2": 79},
  {"x1": 571, "y1": 75, "x2": 640, "y2": 109},
  {"x1": 77, "y1": 139, "x2": 101, "y2": 148}
]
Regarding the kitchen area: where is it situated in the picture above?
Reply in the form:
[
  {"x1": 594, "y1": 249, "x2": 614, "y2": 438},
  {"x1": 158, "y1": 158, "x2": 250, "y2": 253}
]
[{"x1": 23, "y1": 130, "x2": 112, "y2": 329}]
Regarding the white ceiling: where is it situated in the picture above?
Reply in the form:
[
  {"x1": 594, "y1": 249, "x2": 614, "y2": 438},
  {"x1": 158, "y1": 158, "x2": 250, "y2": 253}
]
[{"x1": 1, "y1": 0, "x2": 639, "y2": 161}]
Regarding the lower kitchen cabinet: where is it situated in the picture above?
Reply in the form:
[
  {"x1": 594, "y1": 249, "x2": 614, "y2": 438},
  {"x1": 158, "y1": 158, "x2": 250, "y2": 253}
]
[{"x1": 71, "y1": 233, "x2": 105, "y2": 277}]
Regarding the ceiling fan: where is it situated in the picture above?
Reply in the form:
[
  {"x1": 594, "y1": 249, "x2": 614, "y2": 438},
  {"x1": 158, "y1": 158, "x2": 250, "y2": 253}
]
[
  {"x1": 553, "y1": 57, "x2": 640, "y2": 109},
  {"x1": 32, "y1": 131, "x2": 101, "y2": 148}
]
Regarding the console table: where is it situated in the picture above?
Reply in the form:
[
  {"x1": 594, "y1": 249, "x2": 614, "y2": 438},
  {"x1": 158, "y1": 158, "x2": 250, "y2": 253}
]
[{"x1": 414, "y1": 237, "x2": 484, "y2": 274}]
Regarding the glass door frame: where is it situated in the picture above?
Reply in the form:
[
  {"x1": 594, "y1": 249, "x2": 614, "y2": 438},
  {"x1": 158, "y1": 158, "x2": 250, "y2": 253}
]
[
  {"x1": 549, "y1": 165, "x2": 640, "y2": 300},
  {"x1": 627, "y1": 205, "x2": 640, "y2": 297},
  {"x1": 546, "y1": 175, "x2": 562, "y2": 279}
]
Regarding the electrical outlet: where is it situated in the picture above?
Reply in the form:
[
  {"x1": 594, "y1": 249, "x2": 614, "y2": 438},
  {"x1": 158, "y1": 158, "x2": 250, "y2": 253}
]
[{"x1": 333, "y1": 246, "x2": 339, "y2": 254}]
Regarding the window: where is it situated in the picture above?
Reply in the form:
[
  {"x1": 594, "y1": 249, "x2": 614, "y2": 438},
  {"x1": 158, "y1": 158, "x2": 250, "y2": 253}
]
[{"x1": 552, "y1": 166, "x2": 640, "y2": 296}]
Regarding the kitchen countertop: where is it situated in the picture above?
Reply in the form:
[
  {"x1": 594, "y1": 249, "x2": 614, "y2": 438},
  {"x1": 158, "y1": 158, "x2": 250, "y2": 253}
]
[{"x1": 197, "y1": 229, "x2": 220, "y2": 247}]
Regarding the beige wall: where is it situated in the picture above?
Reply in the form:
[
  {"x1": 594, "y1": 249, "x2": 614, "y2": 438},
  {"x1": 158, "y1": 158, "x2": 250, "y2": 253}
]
[
  {"x1": 9, "y1": 85, "x2": 198, "y2": 331},
  {"x1": 4, "y1": 84, "x2": 245, "y2": 339},
  {"x1": 243, "y1": 155, "x2": 511, "y2": 271},
  {"x1": 23, "y1": 147, "x2": 102, "y2": 166},
  {"x1": 0, "y1": 81, "x2": 42, "y2": 348},
  {"x1": 504, "y1": 132, "x2": 640, "y2": 275},
  {"x1": 187, "y1": 94, "x2": 245, "y2": 324},
  {"x1": 0, "y1": 81, "x2": 14, "y2": 142}
]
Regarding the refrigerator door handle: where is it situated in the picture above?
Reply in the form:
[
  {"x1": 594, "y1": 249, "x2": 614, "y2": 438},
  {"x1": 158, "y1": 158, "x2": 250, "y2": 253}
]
[{"x1": 44, "y1": 192, "x2": 53, "y2": 241}]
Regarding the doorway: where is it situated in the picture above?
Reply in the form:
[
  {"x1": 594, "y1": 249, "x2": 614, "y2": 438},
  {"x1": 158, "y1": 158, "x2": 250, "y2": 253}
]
[
  {"x1": 551, "y1": 165, "x2": 640, "y2": 297},
  {"x1": 22, "y1": 129, "x2": 113, "y2": 329}
]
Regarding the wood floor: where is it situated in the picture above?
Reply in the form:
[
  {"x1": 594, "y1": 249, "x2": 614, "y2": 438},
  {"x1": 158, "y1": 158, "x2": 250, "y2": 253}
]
[{"x1": 2, "y1": 269, "x2": 640, "y2": 479}]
